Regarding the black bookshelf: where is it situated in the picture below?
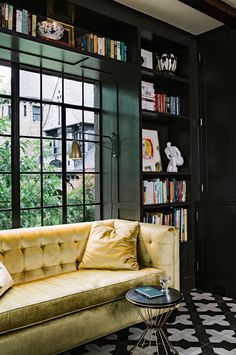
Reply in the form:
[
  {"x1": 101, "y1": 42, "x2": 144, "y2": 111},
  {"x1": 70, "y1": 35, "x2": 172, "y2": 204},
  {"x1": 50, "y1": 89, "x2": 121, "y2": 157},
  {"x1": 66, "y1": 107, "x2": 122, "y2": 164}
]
[{"x1": 140, "y1": 28, "x2": 197, "y2": 291}]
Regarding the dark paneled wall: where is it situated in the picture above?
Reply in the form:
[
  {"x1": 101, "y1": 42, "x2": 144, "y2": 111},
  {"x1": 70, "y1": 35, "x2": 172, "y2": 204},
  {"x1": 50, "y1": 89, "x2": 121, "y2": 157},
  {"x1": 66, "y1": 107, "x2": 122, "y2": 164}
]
[{"x1": 196, "y1": 26, "x2": 236, "y2": 297}]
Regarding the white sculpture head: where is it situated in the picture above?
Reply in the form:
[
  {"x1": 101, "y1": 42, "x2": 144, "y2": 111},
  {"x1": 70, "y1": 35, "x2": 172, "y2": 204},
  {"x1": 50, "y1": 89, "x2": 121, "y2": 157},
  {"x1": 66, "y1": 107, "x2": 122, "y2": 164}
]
[{"x1": 165, "y1": 142, "x2": 184, "y2": 172}]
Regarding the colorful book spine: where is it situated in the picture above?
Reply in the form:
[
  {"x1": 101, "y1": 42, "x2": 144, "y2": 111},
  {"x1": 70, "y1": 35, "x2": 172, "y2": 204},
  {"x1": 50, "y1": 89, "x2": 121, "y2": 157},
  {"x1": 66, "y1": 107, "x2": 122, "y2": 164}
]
[
  {"x1": 31, "y1": 14, "x2": 37, "y2": 37},
  {"x1": 16, "y1": 9, "x2": 22, "y2": 33},
  {"x1": 8, "y1": 4, "x2": 13, "y2": 30}
]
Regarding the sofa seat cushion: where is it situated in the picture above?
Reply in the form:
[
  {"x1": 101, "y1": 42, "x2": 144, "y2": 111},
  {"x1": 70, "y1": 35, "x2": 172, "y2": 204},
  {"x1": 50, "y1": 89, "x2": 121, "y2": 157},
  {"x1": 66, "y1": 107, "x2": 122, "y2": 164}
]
[{"x1": 0, "y1": 267, "x2": 161, "y2": 334}]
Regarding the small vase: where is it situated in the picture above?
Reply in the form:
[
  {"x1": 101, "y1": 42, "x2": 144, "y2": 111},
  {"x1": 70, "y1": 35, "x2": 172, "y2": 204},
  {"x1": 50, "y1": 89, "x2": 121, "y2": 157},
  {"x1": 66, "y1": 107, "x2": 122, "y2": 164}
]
[{"x1": 156, "y1": 53, "x2": 177, "y2": 75}]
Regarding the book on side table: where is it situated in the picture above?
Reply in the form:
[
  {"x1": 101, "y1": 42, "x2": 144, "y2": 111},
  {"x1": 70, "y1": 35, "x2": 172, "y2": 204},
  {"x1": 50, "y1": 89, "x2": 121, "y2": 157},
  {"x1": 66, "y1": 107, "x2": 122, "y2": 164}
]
[{"x1": 135, "y1": 286, "x2": 165, "y2": 299}]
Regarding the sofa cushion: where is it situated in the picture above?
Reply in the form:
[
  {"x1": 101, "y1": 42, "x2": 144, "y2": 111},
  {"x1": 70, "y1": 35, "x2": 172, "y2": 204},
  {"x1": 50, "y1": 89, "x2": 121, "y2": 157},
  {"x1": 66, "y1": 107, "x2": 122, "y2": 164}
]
[
  {"x1": 0, "y1": 267, "x2": 161, "y2": 334},
  {"x1": 79, "y1": 221, "x2": 139, "y2": 270}
]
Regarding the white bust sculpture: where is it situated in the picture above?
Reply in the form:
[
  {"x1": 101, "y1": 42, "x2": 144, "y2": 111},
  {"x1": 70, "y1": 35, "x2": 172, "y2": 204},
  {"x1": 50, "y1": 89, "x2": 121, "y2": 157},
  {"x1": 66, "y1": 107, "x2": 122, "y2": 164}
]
[{"x1": 165, "y1": 142, "x2": 184, "y2": 172}]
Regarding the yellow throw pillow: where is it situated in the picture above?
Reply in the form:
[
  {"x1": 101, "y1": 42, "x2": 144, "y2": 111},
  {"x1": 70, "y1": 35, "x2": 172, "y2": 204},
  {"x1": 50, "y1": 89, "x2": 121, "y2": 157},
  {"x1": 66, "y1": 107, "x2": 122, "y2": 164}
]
[{"x1": 79, "y1": 221, "x2": 140, "y2": 270}]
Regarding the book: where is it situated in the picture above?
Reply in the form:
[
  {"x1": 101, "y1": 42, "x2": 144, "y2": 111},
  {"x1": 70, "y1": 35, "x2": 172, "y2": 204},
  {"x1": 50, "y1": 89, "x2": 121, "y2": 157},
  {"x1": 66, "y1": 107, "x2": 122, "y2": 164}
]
[
  {"x1": 135, "y1": 286, "x2": 165, "y2": 299},
  {"x1": 16, "y1": 9, "x2": 22, "y2": 33},
  {"x1": 8, "y1": 4, "x2": 13, "y2": 30}
]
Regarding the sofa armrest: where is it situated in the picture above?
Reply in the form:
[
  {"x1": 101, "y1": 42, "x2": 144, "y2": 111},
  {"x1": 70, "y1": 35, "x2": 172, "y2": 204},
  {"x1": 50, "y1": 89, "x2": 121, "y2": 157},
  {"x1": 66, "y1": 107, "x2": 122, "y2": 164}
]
[{"x1": 138, "y1": 222, "x2": 180, "y2": 290}]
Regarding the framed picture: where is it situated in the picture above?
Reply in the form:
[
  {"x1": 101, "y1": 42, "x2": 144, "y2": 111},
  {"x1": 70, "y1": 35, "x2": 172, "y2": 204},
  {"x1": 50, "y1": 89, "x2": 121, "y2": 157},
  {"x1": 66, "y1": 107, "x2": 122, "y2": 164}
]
[
  {"x1": 142, "y1": 129, "x2": 162, "y2": 172},
  {"x1": 44, "y1": 18, "x2": 75, "y2": 47}
]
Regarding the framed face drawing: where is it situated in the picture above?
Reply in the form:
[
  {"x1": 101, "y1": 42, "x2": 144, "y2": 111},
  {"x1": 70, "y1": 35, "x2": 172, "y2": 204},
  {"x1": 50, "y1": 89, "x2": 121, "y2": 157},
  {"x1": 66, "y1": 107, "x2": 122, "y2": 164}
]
[{"x1": 142, "y1": 129, "x2": 162, "y2": 172}]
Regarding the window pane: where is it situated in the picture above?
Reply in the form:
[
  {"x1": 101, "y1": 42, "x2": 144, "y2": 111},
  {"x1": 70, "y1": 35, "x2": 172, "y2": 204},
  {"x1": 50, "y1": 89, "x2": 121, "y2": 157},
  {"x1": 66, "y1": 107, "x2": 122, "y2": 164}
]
[
  {"x1": 20, "y1": 174, "x2": 41, "y2": 208},
  {"x1": 64, "y1": 79, "x2": 82, "y2": 105},
  {"x1": 42, "y1": 74, "x2": 62, "y2": 102},
  {"x1": 84, "y1": 111, "x2": 100, "y2": 136},
  {"x1": 42, "y1": 104, "x2": 62, "y2": 138},
  {"x1": 67, "y1": 205, "x2": 83, "y2": 223},
  {"x1": 0, "y1": 174, "x2": 11, "y2": 209},
  {"x1": 44, "y1": 208, "x2": 62, "y2": 226},
  {"x1": 0, "y1": 65, "x2": 11, "y2": 95},
  {"x1": 66, "y1": 140, "x2": 83, "y2": 173},
  {"x1": 43, "y1": 174, "x2": 62, "y2": 207},
  {"x1": 84, "y1": 81, "x2": 99, "y2": 108},
  {"x1": 84, "y1": 142, "x2": 100, "y2": 172},
  {"x1": 20, "y1": 209, "x2": 41, "y2": 228},
  {"x1": 85, "y1": 174, "x2": 100, "y2": 203},
  {"x1": 20, "y1": 138, "x2": 41, "y2": 172},
  {"x1": 85, "y1": 205, "x2": 96, "y2": 221},
  {"x1": 0, "y1": 211, "x2": 12, "y2": 230},
  {"x1": 67, "y1": 174, "x2": 83, "y2": 205},
  {"x1": 43, "y1": 139, "x2": 62, "y2": 172},
  {"x1": 66, "y1": 108, "x2": 82, "y2": 139},
  {"x1": 20, "y1": 70, "x2": 40, "y2": 99},
  {"x1": 0, "y1": 137, "x2": 11, "y2": 172},
  {"x1": 20, "y1": 101, "x2": 41, "y2": 137},
  {"x1": 0, "y1": 98, "x2": 11, "y2": 135}
]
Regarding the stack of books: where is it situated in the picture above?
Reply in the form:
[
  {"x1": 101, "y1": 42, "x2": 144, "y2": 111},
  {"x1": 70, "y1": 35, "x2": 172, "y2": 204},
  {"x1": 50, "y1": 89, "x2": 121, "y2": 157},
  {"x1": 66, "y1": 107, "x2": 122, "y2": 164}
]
[
  {"x1": 155, "y1": 93, "x2": 180, "y2": 115},
  {"x1": 0, "y1": 2, "x2": 37, "y2": 36},
  {"x1": 76, "y1": 32, "x2": 127, "y2": 62},
  {"x1": 143, "y1": 178, "x2": 187, "y2": 205},
  {"x1": 141, "y1": 81, "x2": 155, "y2": 111},
  {"x1": 143, "y1": 208, "x2": 188, "y2": 242}
]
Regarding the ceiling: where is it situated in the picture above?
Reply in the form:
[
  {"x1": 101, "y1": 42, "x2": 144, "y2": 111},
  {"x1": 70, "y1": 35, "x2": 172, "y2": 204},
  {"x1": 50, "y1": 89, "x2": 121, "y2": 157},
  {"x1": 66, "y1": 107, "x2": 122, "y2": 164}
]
[{"x1": 113, "y1": 0, "x2": 224, "y2": 35}]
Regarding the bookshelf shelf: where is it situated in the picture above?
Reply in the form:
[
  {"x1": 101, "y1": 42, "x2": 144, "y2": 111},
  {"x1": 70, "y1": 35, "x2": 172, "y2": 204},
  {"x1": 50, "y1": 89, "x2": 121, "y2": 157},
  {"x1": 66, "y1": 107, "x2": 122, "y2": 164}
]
[
  {"x1": 0, "y1": 19, "x2": 136, "y2": 80},
  {"x1": 142, "y1": 171, "x2": 191, "y2": 177},
  {"x1": 142, "y1": 68, "x2": 189, "y2": 88},
  {"x1": 142, "y1": 110, "x2": 190, "y2": 123},
  {"x1": 143, "y1": 202, "x2": 192, "y2": 209}
]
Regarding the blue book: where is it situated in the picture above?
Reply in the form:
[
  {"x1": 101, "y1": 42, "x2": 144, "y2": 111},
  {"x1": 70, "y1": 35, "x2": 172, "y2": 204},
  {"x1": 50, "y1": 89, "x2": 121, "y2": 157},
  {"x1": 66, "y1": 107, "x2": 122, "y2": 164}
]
[{"x1": 135, "y1": 287, "x2": 165, "y2": 299}]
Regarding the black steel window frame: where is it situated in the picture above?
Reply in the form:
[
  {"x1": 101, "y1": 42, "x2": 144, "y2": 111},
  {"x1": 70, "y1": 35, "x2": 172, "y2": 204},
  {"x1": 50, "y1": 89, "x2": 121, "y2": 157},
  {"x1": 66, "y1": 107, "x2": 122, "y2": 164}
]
[{"x1": 0, "y1": 61, "x2": 102, "y2": 229}]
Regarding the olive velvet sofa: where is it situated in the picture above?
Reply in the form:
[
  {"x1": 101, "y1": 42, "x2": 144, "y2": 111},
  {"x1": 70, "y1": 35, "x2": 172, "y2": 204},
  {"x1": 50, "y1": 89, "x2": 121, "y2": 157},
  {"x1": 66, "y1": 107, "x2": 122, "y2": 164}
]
[{"x1": 0, "y1": 219, "x2": 179, "y2": 355}]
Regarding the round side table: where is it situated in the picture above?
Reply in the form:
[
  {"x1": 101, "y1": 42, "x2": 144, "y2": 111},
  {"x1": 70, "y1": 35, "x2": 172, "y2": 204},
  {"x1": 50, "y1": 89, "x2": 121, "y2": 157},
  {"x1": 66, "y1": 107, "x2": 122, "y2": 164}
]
[{"x1": 126, "y1": 286, "x2": 182, "y2": 355}]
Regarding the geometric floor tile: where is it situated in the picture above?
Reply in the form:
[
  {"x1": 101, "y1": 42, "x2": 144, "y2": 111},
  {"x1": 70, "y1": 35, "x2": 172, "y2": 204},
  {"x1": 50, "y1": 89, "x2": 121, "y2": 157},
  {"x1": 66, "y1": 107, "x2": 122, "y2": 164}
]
[
  {"x1": 58, "y1": 289, "x2": 236, "y2": 355},
  {"x1": 200, "y1": 315, "x2": 230, "y2": 326}
]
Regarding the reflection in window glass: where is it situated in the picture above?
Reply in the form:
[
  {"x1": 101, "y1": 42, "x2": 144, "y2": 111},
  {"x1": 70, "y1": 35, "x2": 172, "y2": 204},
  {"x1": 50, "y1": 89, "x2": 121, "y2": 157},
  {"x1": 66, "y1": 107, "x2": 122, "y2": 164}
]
[
  {"x1": 20, "y1": 101, "x2": 41, "y2": 137},
  {"x1": 0, "y1": 211, "x2": 12, "y2": 230},
  {"x1": 20, "y1": 138, "x2": 41, "y2": 172},
  {"x1": 67, "y1": 206, "x2": 84, "y2": 224},
  {"x1": 20, "y1": 70, "x2": 40, "y2": 99},
  {"x1": 43, "y1": 174, "x2": 62, "y2": 207},
  {"x1": 0, "y1": 137, "x2": 11, "y2": 171},
  {"x1": 0, "y1": 174, "x2": 11, "y2": 209},
  {"x1": 42, "y1": 74, "x2": 62, "y2": 102},
  {"x1": 20, "y1": 174, "x2": 41, "y2": 208},
  {"x1": 67, "y1": 174, "x2": 83, "y2": 205},
  {"x1": 0, "y1": 65, "x2": 11, "y2": 95},
  {"x1": 44, "y1": 208, "x2": 62, "y2": 226},
  {"x1": 20, "y1": 209, "x2": 41, "y2": 228},
  {"x1": 42, "y1": 104, "x2": 62, "y2": 138},
  {"x1": 64, "y1": 79, "x2": 82, "y2": 106},
  {"x1": 43, "y1": 139, "x2": 62, "y2": 172},
  {"x1": 0, "y1": 98, "x2": 11, "y2": 135}
]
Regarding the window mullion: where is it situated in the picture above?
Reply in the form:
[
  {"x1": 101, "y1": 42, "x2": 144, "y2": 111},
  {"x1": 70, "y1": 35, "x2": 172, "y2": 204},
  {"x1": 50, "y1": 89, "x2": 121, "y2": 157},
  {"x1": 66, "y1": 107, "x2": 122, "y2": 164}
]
[{"x1": 11, "y1": 63, "x2": 20, "y2": 228}]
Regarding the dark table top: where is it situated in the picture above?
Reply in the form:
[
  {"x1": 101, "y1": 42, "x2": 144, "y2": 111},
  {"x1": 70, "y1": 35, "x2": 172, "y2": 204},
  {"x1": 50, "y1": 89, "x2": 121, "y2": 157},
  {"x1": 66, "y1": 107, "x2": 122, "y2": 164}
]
[{"x1": 126, "y1": 286, "x2": 183, "y2": 309}]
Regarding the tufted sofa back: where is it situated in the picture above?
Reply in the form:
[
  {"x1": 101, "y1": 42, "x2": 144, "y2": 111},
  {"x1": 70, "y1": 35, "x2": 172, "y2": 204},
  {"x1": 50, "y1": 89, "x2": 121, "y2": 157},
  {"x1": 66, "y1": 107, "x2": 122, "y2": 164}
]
[
  {"x1": 0, "y1": 219, "x2": 179, "y2": 288},
  {"x1": 0, "y1": 222, "x2": 96, "y2": 284}
]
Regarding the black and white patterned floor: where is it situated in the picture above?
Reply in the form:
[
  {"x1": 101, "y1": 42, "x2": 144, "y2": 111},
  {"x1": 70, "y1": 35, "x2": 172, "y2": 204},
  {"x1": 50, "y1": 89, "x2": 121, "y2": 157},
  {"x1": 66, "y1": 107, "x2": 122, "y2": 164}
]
[{"x1": 60, "y1": 289, "x2": 236, "y2": 355}]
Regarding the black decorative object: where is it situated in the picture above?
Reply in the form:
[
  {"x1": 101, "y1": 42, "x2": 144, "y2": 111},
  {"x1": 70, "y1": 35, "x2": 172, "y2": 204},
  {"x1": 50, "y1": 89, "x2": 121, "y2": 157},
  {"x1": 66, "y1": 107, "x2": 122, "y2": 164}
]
[{"x1": 156, "y1": 53, "x2": 177, "y2": 75}]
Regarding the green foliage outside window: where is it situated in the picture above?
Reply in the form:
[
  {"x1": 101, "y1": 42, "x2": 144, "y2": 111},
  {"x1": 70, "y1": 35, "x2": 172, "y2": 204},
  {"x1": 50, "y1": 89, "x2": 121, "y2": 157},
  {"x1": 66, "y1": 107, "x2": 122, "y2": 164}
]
[{"x1": 0, "y1": 115, "x2": 97, "y2": 230}]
